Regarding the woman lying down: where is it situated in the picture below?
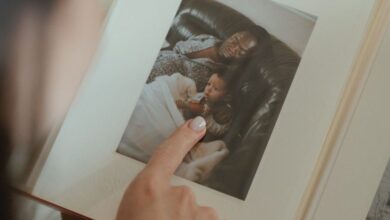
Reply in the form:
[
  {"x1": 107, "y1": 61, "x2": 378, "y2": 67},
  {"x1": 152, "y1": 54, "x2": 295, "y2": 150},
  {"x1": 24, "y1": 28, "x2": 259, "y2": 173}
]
[{"x1": 118, "y1": 72, "x2": 233, "y2": 182}]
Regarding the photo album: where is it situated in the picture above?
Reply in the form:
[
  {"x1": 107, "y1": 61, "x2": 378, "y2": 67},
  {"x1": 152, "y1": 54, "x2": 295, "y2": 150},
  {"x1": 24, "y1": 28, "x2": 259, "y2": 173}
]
[
  {"x1": 116, "y1": 0, "x2": 306, "y2": 200},
  {"x1": 24, "y1": 0, "x2": 390, "y2": 219}
]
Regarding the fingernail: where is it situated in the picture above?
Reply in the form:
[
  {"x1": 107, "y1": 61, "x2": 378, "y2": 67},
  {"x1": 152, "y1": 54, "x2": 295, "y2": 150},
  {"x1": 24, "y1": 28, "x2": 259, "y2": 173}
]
[{"x1": 189, "y1": 116, "x2": 206, "y2": 132}]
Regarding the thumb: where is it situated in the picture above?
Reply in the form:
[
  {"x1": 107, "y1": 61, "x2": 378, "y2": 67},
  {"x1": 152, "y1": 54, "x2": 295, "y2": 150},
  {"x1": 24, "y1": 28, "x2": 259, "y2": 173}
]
[{"x1": 145, "y1": 116, "x2": 206, "y2": 182}]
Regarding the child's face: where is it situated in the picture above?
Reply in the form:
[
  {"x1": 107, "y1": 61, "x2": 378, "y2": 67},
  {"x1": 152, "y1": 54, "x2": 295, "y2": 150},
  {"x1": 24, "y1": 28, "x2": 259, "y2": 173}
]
[{"x1": 204, "y1": 74, "x2": 227, "y2": 103}]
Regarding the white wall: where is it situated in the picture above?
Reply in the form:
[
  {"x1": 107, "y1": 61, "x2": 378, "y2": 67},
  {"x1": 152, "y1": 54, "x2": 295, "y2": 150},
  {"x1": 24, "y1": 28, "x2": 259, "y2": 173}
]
[{"x1": 216, "y1": 0, "x2": 316, "y2": 56}]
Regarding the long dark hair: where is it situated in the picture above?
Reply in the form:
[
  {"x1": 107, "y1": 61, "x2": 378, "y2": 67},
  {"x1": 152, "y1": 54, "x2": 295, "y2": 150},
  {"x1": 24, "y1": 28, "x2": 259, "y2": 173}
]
[
  {"x1": 0, "y1": 1, "x2": 56, "y2": 219},
  {"x1": 0, "y1": 1, "x2": 26, "y2": 219}
]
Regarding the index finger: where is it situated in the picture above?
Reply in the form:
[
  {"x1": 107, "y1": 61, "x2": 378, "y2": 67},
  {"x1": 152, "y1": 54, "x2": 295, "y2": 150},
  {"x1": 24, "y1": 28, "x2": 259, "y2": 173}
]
[{"x1": 144, "y1": 116, "x2": 206, "y2": 182}]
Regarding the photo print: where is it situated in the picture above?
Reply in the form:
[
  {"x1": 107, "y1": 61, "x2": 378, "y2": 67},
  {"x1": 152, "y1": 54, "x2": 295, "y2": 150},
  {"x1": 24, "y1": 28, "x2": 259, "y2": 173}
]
[{"x1": 117, "y1": 0, "x2": 315, "y2": 199}]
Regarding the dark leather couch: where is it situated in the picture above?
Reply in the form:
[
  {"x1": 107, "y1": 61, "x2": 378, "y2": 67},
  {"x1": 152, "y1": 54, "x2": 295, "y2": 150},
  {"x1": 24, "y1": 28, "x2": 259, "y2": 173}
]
[{"x1": 166, "y1": 0, "x2": 300, "y2": 199}]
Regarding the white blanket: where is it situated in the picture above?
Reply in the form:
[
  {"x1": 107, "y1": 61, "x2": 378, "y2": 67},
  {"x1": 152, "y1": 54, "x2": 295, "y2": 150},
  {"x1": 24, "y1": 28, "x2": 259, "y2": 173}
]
[
  {"x1": 118, "y1": 73, "x2": 229, "y2": 182},
  {"x1": 118, "y1": 73, "x2": 196, "y2": 162}
]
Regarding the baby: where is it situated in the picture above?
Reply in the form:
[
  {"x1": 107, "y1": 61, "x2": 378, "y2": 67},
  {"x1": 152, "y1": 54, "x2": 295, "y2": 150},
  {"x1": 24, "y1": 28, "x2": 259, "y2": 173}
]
[{"x1": 176, "y1": 72, "x2": 233, "y2": 138}]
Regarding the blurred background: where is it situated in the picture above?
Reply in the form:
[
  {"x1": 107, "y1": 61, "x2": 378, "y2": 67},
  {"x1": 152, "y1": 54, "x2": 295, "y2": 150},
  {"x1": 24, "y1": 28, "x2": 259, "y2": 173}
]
[{"x1": 1, "y1": 0, "x2": 113, "y2": 219}]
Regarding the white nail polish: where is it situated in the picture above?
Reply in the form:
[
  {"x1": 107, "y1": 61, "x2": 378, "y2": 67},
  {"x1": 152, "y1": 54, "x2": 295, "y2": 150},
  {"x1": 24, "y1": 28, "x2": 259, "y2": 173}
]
[{"x1": 189, "y1": 116, "x2": 206, "y2": 132}]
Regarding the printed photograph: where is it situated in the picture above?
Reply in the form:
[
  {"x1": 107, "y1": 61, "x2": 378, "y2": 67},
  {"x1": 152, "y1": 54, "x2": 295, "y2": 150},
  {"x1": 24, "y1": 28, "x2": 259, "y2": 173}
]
[
  {"x1": 367, "y1": 158, "x2": 390, "y2": 220},
  {"x1": 117, "y1": 0, "x2": 316, "y2": 199}
]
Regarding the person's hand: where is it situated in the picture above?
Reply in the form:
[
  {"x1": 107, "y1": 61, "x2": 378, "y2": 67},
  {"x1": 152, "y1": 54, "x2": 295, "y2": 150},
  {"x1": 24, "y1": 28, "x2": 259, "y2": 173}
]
[
  {"x1": 175, "y1": 99, "x2": 187, "y2": 109},
  {"x1": 116, "y1": 116, "x2": 219, "y2": 220}
]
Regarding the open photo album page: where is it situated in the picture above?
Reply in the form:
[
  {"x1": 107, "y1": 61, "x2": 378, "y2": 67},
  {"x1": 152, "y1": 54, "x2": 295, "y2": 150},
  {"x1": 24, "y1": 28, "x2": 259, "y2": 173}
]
[{"x1": 117, "y1": 0, "x2": 315, "y2": 199}]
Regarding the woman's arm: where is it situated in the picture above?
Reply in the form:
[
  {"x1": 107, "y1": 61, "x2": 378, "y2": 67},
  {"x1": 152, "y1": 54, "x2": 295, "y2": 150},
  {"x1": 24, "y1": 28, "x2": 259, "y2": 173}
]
[{"x1": 117, "y1": 117, "x2": 219, "y2": 220}]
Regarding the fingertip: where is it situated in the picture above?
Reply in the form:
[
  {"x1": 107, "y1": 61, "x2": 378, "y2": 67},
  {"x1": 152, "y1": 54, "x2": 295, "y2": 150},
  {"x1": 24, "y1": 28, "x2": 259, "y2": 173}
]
[
  {"x1": 177, "y1": 117, "x2": 206, "y2": 142},
  {"x1": 170, "y1": 118, "x2": 206, "y2": 146},
  {"x1": 187, "y1": 116, "x2": 206, "y2": 133},
  {"x1": 188, "y1": 116, "x2": 206, "y2": 132},
  {"x1": 145, "y1": 117, "x2": 207, "y2": 181}
]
